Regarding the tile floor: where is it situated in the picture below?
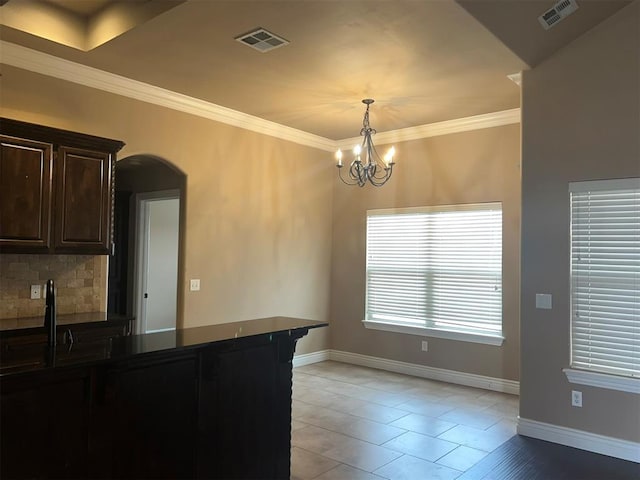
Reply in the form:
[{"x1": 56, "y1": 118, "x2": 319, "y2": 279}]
[{"x1": 291, "y1": 361, "x2": 518, "y2": 480}]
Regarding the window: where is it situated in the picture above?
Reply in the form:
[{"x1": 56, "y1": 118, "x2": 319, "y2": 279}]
[
  {"x1": 364, "y1": 203, "x2": 503, "y2": 345},
  {"x1": 569, "y1": 178, "x2": 640, "y2": 383}
]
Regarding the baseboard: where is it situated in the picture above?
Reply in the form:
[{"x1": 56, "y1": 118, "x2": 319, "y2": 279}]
[
  {"x1": 517, "y1": 417, "x2": 640, "y2": 463},
  {"x1": 327, "y1": 350, "x2": 519, "y2": 395},
  {"x1": 292, "y1": 349, "x2": 519, "y2": 395},
  {"x1": 292, "y1": 349, "x2": 330, "y2": 368}
]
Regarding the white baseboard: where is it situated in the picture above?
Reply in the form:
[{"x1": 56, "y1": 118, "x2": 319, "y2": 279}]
[
  {"x1": 518, "y1": 417, "x2": 640, "y2": 463},
  {"x1": 293, "y1": 349, "x2": 519, "y2": 395},
  {"x1": 292, "y1": 349, "x2": 330, "y2": 368},
  {"x1": 329, "y1": 350, "x2": 519, "y2": 395}
]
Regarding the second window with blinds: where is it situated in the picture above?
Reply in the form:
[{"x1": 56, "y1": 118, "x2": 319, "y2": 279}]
[
  {"x1": 363, "y1": 203, "x2": 504, "y2": 345},
  {"x1": 564, "y1": 178, "x2": 640, "y2": 393}
]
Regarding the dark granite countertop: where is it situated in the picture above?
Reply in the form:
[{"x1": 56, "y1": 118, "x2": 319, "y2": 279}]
[
  {"x1": 0, "y1": 311, "x2": 130, "y2": 332},
  {"x1": 0, "y1": 316, "x2": 327, "y2": 377}
]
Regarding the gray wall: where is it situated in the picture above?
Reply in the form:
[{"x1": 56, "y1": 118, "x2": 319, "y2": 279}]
[
  {"x1": 330, "y1": 124, "x2": 521, "y2": 381},
  {"x1": 520, "y1": 1, "x2": 640, "y2": 442}
]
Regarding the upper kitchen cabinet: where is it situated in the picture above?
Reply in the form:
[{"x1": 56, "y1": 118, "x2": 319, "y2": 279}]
[
  {"x1": 0, "y1": 118, "x2": 125, "y2": 255},
  {"x1": 53, "y1": 146, "x2": 112, "y2": 253},
  {"x1": 0, "y1": 136, "x2": 53, "y2": 251}
]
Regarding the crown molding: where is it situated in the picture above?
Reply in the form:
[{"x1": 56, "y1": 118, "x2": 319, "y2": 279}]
[
  {"x1": 337, "y1": 108, "x2": 521, "y2": 149},
  {"x1": 0, "y1": 41, "x2": 336, "y2": 152},
  {"x1": 2, "y1": 41, "x2": 521, "y2": 153},
  {"x1": 508, "y1": 72, "x2": 522, "y2": 86}
]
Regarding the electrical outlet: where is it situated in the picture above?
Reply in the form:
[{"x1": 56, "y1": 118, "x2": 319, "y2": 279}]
[
  {"x1": 190, "y1": 279, "x2": 201, "y2": 291},
  {"x1": 421, "y1": 340, "x2": 428, "y2": 352},
  {"x1": 30, "y1": 284, "x2": 41, "y2": 300},
  {"x1": 571, "y1": 390, "x2": 582, "y2": 407}
]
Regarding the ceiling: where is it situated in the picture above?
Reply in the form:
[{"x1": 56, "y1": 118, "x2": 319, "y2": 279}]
[
  {"x1": 44, "y1": 0, "x2": 112, "y2": 17},
  {"x1": 0, "y1": 0, "x2": 631, "y2": 140}
]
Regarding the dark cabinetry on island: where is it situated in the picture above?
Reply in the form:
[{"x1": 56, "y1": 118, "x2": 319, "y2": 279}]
[
  {"x1": 97, "y1": 352, "x2": 199, "y2": 479},
  {"x1": 0, "y1": 317, "x2": 325, "y2": 479},
  {"x1": 1, "y1": 367, "x2": 91, "y2": 478},
  {"x1": 0, "y1": 118, "x2": 124, "y2": 254},
  {"x1": 198, "y1": 340, "x2": 293, "y2": 479}
]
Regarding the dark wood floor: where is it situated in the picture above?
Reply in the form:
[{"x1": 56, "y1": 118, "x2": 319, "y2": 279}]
[{"x1": 459, "y1": 435, "x2": 639, "y2": 480}]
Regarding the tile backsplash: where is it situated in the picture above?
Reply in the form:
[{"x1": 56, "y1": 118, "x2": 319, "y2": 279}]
[{"x1": 0, "y1": 254, "x2": 107, "y2": 320}]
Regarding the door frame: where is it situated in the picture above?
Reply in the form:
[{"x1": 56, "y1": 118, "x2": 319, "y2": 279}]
[{"x1": 134, "y1": 189, "x2": 181, "y2": 335}]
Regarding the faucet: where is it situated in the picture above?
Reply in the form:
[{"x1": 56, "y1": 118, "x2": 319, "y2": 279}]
[{"x1": 44, "y1": 279, "x2": 56, "y2": 347}]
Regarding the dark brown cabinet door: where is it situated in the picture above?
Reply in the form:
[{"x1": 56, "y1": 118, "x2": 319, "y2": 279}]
[
  {"x1": 54, "y1": 146, "x2": 112, "y2": 254},
  {"x1": 0, "y1": 370, "x2": 91, "y2": 479},
  {"x1": 100, "y1": 356, "x2": 198, "y2": 479},
  {"x1": 198, "y1": 339, "x2": 292, "y2": 479},
  {"x1": 0, "y1": 135, "x2": 52, "y2": 251}
]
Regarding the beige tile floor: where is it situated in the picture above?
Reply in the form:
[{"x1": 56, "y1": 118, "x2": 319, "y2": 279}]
[{"x1": 291, "y1": 361, "x2": 518, "y2": 480}]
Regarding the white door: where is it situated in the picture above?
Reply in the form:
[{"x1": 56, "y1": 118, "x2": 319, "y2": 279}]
[{"x1": 136, "y1": 193, "x2": 179, "y2": 334}]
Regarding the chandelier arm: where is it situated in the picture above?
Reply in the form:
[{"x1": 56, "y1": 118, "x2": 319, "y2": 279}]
[
  {"x1": 371, "y1": 164, "x2": 391, "y2": 180},
  {"x1": 363, "y1": 130, "x2": 374, "y2": 165},
  {"x1": 338, "y1": 166, "x2": 359, "y2": 185},
  {"x1": 368, "y1": 167, "x2": 393, "y2": 186},
  {"x1": 366, "y1": 141, "x2": 393, "y2": 182},
  {"x1": 371, "y1": 162, "x2": 392, "y2": 178},
  {"x1": 371, "y1": 170, "x2": 388, "y2": 181},
  {"x1": 350, "y1": 161, "x2": 367, "y2": 186}
]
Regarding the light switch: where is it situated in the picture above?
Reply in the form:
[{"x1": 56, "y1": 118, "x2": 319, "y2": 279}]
[
  {"x1": 536, "y1": 293, "x2": 552, "y2": 309},
  {"x1": 190, "y1": 279, "x2": 201, "y2": 291}
]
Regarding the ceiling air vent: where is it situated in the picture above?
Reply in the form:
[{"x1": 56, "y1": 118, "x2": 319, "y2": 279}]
[
  {"x1": 538, "y1": 0, "x2": 579, "y2": 30},
  {"x1": 235, "y1": 27, "x2": 289, "y2": 53}
]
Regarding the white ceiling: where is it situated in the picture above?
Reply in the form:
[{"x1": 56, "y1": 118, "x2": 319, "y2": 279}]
[{"x1": 0, "y1": 0, "x2": 631, "y2": 140}]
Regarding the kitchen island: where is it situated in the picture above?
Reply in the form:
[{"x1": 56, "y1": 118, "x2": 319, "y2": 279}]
[{"x1": 0, "y1": 316, "x2": 327, "y2": 479}]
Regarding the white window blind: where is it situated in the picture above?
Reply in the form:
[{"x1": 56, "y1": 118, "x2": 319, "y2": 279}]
[
  {"x1": 366, "y1": 203, "x2": 502, "y2": 338},
  {"x1": 570, "y1": 178, "x2": 640, "y2": 378}
]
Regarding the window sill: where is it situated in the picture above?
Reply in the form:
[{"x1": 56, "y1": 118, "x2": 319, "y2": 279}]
[
  {"x1": 362, "y1": 320, "x2": 504, "y2": 346},
  {"x1": 563, "y1": 368, "x2": 640, "y2": 394}
]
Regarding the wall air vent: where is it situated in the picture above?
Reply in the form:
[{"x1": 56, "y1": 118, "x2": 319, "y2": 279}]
[
  {"x1": 538, "y1": 0, "x2": 579, "y2": 30},
  {"x1": 235, "y1": 27, "x2": 289, "y2": 53}
]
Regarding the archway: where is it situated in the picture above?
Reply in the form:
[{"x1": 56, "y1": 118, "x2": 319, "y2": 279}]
[{"x1": 108, "y1": 155, "x2": 187, "y2": 332}]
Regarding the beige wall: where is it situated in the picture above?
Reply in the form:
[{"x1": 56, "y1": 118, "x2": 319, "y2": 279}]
[
  {"x1": 520, "y1": 2, "x2": 640, "y2": 442},
  {"x1": 330, "y1": 124, "x2": 521, "y2": 380},
  {"x1": 0, "y1": 65, "x2": 333, "y2": 354}
]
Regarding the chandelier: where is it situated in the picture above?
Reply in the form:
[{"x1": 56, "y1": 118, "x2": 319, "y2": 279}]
[{"x1": 336, "y1": 99, "x2": 395, "y2": 187}]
